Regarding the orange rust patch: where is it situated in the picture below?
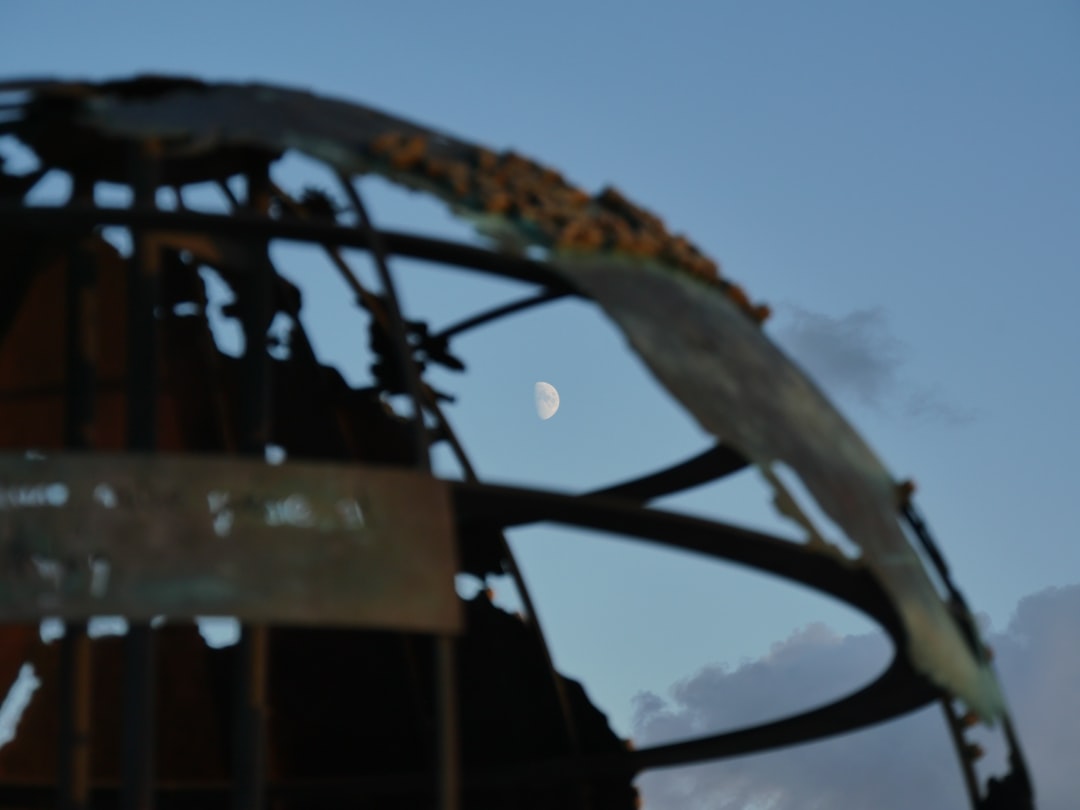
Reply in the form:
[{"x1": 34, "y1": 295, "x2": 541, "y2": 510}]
[{"x1": 363, "y1": 129, "x2": 769, "y2": 324}]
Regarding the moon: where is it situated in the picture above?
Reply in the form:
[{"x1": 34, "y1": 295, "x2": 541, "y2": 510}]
[{"x1": 534, "y1": 381, "x2": 560, "y2": 420}]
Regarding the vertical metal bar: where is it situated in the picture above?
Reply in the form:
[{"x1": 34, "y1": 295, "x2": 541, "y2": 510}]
[
  {"x1": 126, "y1": 162, "x2": 160, "y2": 452},
  {"x1": 233, "y1": 164, "x2": 273, "y2": 810},
  {"x1": 63, "y1": 182, "x2": 97, "y2": 448},
  {"x1": 233, "y1": 627, "x2": 268, "y2": 810},
  {"x1": 335, "y1": 174, "x2": 459, "y2": 810},
  {"x1": 335, "y1": 173, "x2": 430, "y2": 470},
  {"x1": 434, "y1": 637, "x2": 460, "y2": 810},
  {"x1": 120, "y1": 629, "x2": 156, "y2": 810},
  {"x1": 56, "y1": 625, "x2": 91, "y2": 810},
  {"x1": 121, "y1": 143, "x2": 161, "y2": 810},
  {"x1": 59, "y1": 175, "x2": 97, "y2": 810}
]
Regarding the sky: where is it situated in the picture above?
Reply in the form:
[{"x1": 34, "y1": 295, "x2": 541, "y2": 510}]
[{"x1": 2, "y1": 2, "x2": 1078, "y2": 807}]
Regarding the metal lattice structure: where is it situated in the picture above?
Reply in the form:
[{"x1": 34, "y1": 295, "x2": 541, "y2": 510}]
[{"x1": 0, "y1": 77, "x2": 1033, "y2": 810}]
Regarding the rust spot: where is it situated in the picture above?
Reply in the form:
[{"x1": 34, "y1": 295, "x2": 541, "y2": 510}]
[{"x1": 389, "y1": 135, "x2": 427, "y2": 170}]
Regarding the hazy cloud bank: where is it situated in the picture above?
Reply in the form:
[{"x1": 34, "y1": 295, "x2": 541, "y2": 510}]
[
  {"x1": 774, "y1": 306, "x2": 976, "y2": 426},
  {"x1": 632, "y1": 583, "x2": 1080, "y2": 810}
]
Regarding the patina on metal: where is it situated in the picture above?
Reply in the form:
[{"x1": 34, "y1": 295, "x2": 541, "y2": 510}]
[
  {"x1": 554, "y1": 256, "x2": 1003, "y2": 721},
  {"x1": 0, "y1": 453, "x2": 460, "y2": 630},
  {"x1": 0, "y1": 76, "x2": 1035, "y2": 810}
]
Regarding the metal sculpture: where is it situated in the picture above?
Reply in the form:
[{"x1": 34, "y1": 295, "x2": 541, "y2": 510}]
[{"x1": 0, "y1": 76, "x2": 1033, "y2": 809}]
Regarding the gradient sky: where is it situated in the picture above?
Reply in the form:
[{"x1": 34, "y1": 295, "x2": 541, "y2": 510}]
[{"x1": 3, "y1": 3, "x2": 1078, "y2": 807}]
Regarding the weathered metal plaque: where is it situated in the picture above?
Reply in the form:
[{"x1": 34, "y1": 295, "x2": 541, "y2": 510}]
[{"x1": 0, "y1": 454, "x2": 460, "y2": 632}]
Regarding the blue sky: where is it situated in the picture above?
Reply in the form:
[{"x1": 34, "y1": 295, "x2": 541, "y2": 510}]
[{"x1": 3, "y1": 2, "x2": 1078, "y2": 807}]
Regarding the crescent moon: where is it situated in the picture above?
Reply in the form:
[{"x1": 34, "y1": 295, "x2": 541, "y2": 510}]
[{"x1": 534, "y1": 381, "x2": 560, "y2": 420}]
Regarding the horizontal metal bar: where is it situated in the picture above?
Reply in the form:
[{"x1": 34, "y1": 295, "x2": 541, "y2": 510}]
[
  {"x1": 0, "y1": 454, "x2": 460, "y2": 630},
  {"x1": 0, "y1": 204, "x2": 575, "y2": 293}
]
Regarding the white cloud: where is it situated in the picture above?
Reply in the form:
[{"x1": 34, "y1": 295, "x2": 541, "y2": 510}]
[{"x1": 632, "y1": 584, "x2": 1079, "y2": 810}]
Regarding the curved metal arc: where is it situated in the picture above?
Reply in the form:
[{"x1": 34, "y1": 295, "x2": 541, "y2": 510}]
[
  {"x1": 451, "y1": 480, "x2": 905, "y2": 644},
  {"x1": 0, "y1": 204, "x2": 574, "y2": 290},
  {"x1": 586, "y1": 442, "x2": 749, "y2": 503},
  {"x1": 433, "y1": 289, "x2": 570, "y2": 341},
  {"x1": 449, "y1": 480, "x2": 948, "y2": 786},
  {"x1": 488, "y1": 653, "x2": 937, "y2": 789},
  {"x1": 625, "y1": 655, "x2": 936, "y2": 774}
]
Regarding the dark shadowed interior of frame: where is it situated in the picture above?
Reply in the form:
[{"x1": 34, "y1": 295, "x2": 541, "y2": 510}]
[{"x1": 0, "y1": 77, "x2": 1034, "y2": 810}]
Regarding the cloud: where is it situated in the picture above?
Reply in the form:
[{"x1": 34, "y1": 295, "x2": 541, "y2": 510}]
[
  {"x1": 776, "y1": 307, "x2": 903, "y2": 408},
  {"x1": 632, "y1": 584, "x2": 1080, "y2": 810},
  {"x1": 902, "y1": 385, "x2": 978, "y2": 428},
  {"x1": 987, "y1": 585, "x2": 1080, "y2": 806},
  {"x1": 773, "y1": 306, "x2": 976, "y2": 426}
]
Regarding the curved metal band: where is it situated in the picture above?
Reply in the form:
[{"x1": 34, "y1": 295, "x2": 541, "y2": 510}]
[
  {"x1": 450, "y1": 481, "x2": 942, "y2": 780},
  {"x1": 0, "y1": 204, "x2": 574, "y2": 292}
]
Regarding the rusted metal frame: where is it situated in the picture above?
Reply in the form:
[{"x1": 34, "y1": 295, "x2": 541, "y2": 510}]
[
  {"x1": 236, "y1": 166, "x2": 275, "y2": 453},
  {"x1": 448, "y1": 481, "x2": 942, "y2": 781},
  {"x1": 451, "y1": 481, "x2": 907, "y2": 639},
  {"x1": 432, "y1": 289, "x2": 570, "y2": 341},
  {"x1": 941, "y1": 699, "x2": 981, "y2": 808},
  {"x1": 465, "y1": 655, "x2": 935, "y2": 791},
  {"x1": 0, "y1": 636, "x2": 940, "y2": 806},
  {"x1": 335, "y1": 173, "x2": 430, "y2": 469},
  {"x1": 122, "y1": 142, "x2": 162, "y2": 810},
  {"x1": 215, "y1": 180, "x2": 241, "y2": 210},
  {"x1": 247, "y1": 185, "x2": 349, "y2": 402},
  {"x1": 261, "y1": 177, "x2": 447, "y2": 768},
  {"x1": 0, "y1": 204, "x2": 574, "y2": 291},
  {"x1": 431, "y1": 635, "x2": 460, "y2": 810},
  {"x1": 334, "y1": 171, "x2": 461, "y2": 810},
  {"x1": 601, "y1": 652, "x2": 934, "y2": 780},
  {"x1": 0, "y1": 77, "x2": 66, "y2": 91},
  {"x1": 56, "y1": 625, "x2": 92, "y2": 810},
  {"x1": 0, "y1": 453, "x2": 461, "y2": 627},
  {"x1": 262, "y1": 180, "x2": 381, "y2": 316},
  {"x1": 941, "y1": 702, "x2": 1036, "y2": 810},
  {"x1": 0, "y1": 621, "x2": 930, "y2": 809},
  {"x1": 901, "y1": 501, "x2": 986, "y2": 665},
  {"x1": 63, "y1": 182, "x2": 97, "y2": 448},
  {"x1": 288, "y1": 180, "x2": 444, "y2": 766},
  {"x1": 998, "y1": 716, "x2": 1035, "y2": 809},
  {"x1": 194, "y1": 180, "x2": 250, "y2": 454},
  {"x1": 232, "y1": 164, "x2": 274, "y2": 810},
  {"x1": 901, "y1": 501, "x2": 970, "y2": 612},
  {"x1": 78, "y1": 659, "x2": 930, "y2": 799},
  {"x1": 418, "y1": 393, "x2": 590, "y2": 810},
  {"x1": 264, "y1": 180, "x2": 436, "y2": 746},
  {"x1": 587, "y1": 443, "x2": 748, "y2": 503},
  {"x1": 57, "y1": 175, "x2": 97, "y2": 810},
  {"x1": 262, "y1": 180, "x2": 396, "y2": 386},
  {"x1": 0, "y1": 167, "x2": 48, "y2": 200}
]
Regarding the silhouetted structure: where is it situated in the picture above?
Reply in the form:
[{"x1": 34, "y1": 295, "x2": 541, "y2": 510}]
[{"x1": 0, "y1": 77, "x2": 1033, "y2": 809}]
